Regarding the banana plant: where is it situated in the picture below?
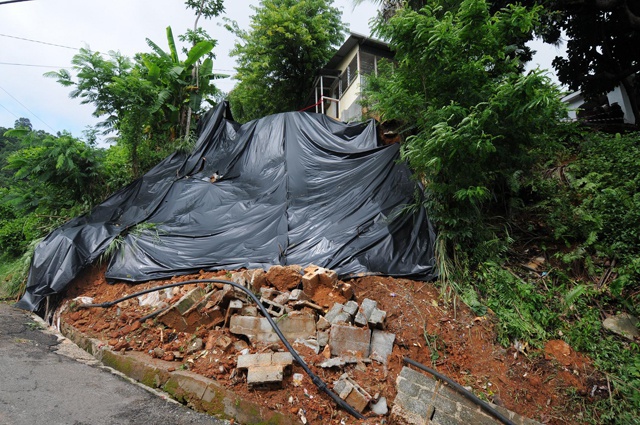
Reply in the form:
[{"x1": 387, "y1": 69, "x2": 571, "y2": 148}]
[{"x1": 142, "y1": 26, "x2": 222, "y2": 139}]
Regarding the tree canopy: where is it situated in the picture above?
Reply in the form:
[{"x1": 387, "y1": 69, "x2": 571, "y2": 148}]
[
  {"x1": 227, "y1": 0, "x2": 347, "y2": 122},
  {"x1": 362, "y1": 0, "x2": 568, "y2": 251},
  {"x1": 547, "y1": 0, "x2": 640, "y2": 123}
]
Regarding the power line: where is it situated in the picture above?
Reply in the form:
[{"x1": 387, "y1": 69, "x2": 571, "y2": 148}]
[
  {"x1": 0, "y1": 84, "x2": 55, "y2": 132},
  {"x1": 0, "y1": 61, "x2": 71, "y2": 69},
  {"x1": 0, "y1": 0, "x2": 34, "y2": 5},
  {"x1": 0, "y1": 101, "x2": 19, "y2": 120},
  {"x1": 0, "y1": 33, "x2": 80, "y2": 51}
]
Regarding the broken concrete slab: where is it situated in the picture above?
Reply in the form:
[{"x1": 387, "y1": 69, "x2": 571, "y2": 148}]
[
  {"x1": 603, "y1": 313, "x2": 639, "y2": 341},
  {"x1": 333, "y1": 373, "x2": 372, "y2": 413},
  {"x1": 316, "y1": 316, "x2": 330, "y2": 331},
  {"x1": 329, "y1": 323, "x2": 371, "y2": 358},
  {"x1": 370, "y1": 330, "x2": 395, "y2": 365},
  {"x1": 230, "y1": 312, "x2": 316, "y2": 344},
  {"x1": 318, "y1": 356, "x2": 371, "y2": 369},
  {"x1": 392, "y1": 366, "x2": 542, "y2": 425}
]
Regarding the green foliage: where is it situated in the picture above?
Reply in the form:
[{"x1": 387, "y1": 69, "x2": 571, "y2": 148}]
[
  {"x1": 535, "y1": 132, "x2": 640, "y2": 303},
  {"x1": 473, "y1": 262, "x2": 559, "y2": 346},
  {"x1": 363, "y1": 0, "x2": 568, "y2": 258},
  {"x1": 227, "y1": 0, "x2": 347, "y2": 122},
  {"x1": 46, "y1": 24, "x2": 221, "y2": 177},
  {"x1": 0, "y1": 238, "x2": 39, "y2": 299},
  {"x1": 5, "y1": 132, "x2": 105, "y2": 208}
]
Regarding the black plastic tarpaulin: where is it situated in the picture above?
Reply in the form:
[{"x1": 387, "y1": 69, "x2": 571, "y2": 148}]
[{"x1": 17, "y1": 102, "x2": 436, "y2": 311}]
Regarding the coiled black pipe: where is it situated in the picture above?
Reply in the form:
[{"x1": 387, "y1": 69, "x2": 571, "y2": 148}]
[
  {"x1": 78, "y1": 278, "x2": 365, "y2": 420},
  {"x1": 403, "y1": 357, "x2": 516, "y2": 425}
]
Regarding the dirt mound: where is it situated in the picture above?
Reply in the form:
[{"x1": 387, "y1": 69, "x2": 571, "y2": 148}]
[{"x1": 59, "y1": 264, "x2": 603, "y2": 424}]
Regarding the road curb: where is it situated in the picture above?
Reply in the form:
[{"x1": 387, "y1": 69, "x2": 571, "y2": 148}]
[{"x1": 59, "y1": 320, "x2": 298, "y2": 424}]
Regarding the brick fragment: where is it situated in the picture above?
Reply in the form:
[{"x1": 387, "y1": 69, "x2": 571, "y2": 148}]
[{"x1": 333, "y1": 373, "x2": 372, "y2": 413}]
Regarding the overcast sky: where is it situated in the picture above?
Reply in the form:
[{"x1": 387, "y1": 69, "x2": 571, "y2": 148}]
[{"x1": 0, "y1": 0, "x2": 564, "y2": 141}]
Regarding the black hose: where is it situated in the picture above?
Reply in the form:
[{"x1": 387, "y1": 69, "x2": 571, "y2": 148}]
[
  {"x1": 79, "y1": 278, "x2": 365, "y2": 420},
  {"x1": 403, "y1": 357, "x2": 516, "y2": 425}
]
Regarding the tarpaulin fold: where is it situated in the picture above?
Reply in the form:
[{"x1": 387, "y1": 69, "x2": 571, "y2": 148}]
[{"x1": 17, "y1": 102, "x2": 436, "y2": 311}]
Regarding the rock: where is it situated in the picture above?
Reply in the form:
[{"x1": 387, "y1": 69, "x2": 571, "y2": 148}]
[
  {"x1": 603, "y1": 313, "x2": 639, "y2": 341},
  {"x1": 370, "y1": 397, "x2": 388, "y2": 415},
  {"x1": 233, "y1": 340, "x2": 249, "y2": 352},
  {"x1": 266, "y1": 265, "x2": 302, "y2": 291},
  {"x1": 187, "y1": 338, "x2": 203, "y2": 354},
  {"x1": 153, "y1": 347, "x2": 165, "y2": 358},
  {"x1": 340, "y1": 282, "x2": 354, "y2": 300}
]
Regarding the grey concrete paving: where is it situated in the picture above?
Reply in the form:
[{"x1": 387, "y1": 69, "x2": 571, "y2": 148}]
[{"x1": 0, "y1": 303, "x2": 227, "y2": 425}]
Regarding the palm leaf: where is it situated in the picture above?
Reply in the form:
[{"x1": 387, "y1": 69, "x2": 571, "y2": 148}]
[
  {"x1": 166, "y1": 26, "x2": 179, "y2": 64},
  {"x1": 185, "y1": 41, "x2": 214, "y2": 67}
]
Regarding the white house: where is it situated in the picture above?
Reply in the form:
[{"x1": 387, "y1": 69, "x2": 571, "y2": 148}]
[
  {"x1": 563, "y1": 85, "x2": 636, "y2": 125},
  {"x1": 304, "y1": 33, "x2": 394, "y2": 122}
]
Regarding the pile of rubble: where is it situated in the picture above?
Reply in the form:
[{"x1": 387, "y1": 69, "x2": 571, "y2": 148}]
[
  {"x1": 143, "y1": 265, "x2": 395, "y2": 415},
  {"x1": 59, "y1": 264, "x2": 562, "y2": 424}
]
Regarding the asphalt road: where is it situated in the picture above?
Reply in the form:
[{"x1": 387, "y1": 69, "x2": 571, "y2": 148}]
[{"x1": 0, "y1": 303, "x2": 227, "y2": 425}]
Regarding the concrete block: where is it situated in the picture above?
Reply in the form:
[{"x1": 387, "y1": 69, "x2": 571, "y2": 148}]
[
  {"x1": 318, "y1": 356, "x2": 370, "y2": 368},
  {"x1": 260, "y1": 298, "x2": 285, "y2": 317},
  {"x1": 302, "y1": 266, "x2": 338, "y2": 297},
  {"x1": 324, "y1": 303, "x2": 344, "y2": 323},
  {"x1": 343, "y1": 300, "x2": 359, "y2": 317},
  {"x1": 370, "y1": 330, "x2": 395, "y2": 365},
  {"x1": 289, "y1": 289, "x2": 306, "y2": 302},
  {"x1": 368, "y1": 308, "x2": 386, "y2": 328},
  {"x1": 175, "y1": 287, "x2": 206, "y2": 314},
  {"x1": 354, "y1": 298, "x2": 377, "y2": 326},
  {"x1": 241, "y1": 306, "x2": 258, "y2": 317},
  {"x1": 158, "y1": 286, "x2": 224, "y2": 332},
  {"x1": 236, "y1": 352, "x2": 293, "y2": 390},
  {"x1": 333, "y1": 373, "x2": 372, "y2": 413},
  {"x1": 246, "y1": 365, "x2": 285, "y2": 389},
  {"x1": 230, "y1": 313, "x2": 316, "y2": 344},
  {"x1": 329, "y1": 324, "x2": 371, "y2": 357}
]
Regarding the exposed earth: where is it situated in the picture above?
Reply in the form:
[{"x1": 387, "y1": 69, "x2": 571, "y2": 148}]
[{"x1": 58, "y1": 264, "x2": 606, "y2": 424}]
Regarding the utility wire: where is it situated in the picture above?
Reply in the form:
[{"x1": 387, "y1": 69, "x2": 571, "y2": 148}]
[
  {"x1": 0, "y1": 101, "x2": 20, "y2": 119},
  {"x1": 0, "y1": 84, "x2": 55, "y2": 132},
  {"x1": 0, "y1": 33, "x2": 80, "y2": 51},
  {"x1": 0, "y1": 0, "x2": 34, "y2": 5},
  {"x1": 0, "y1": 61, "x2": 71, "y2": 69}
]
